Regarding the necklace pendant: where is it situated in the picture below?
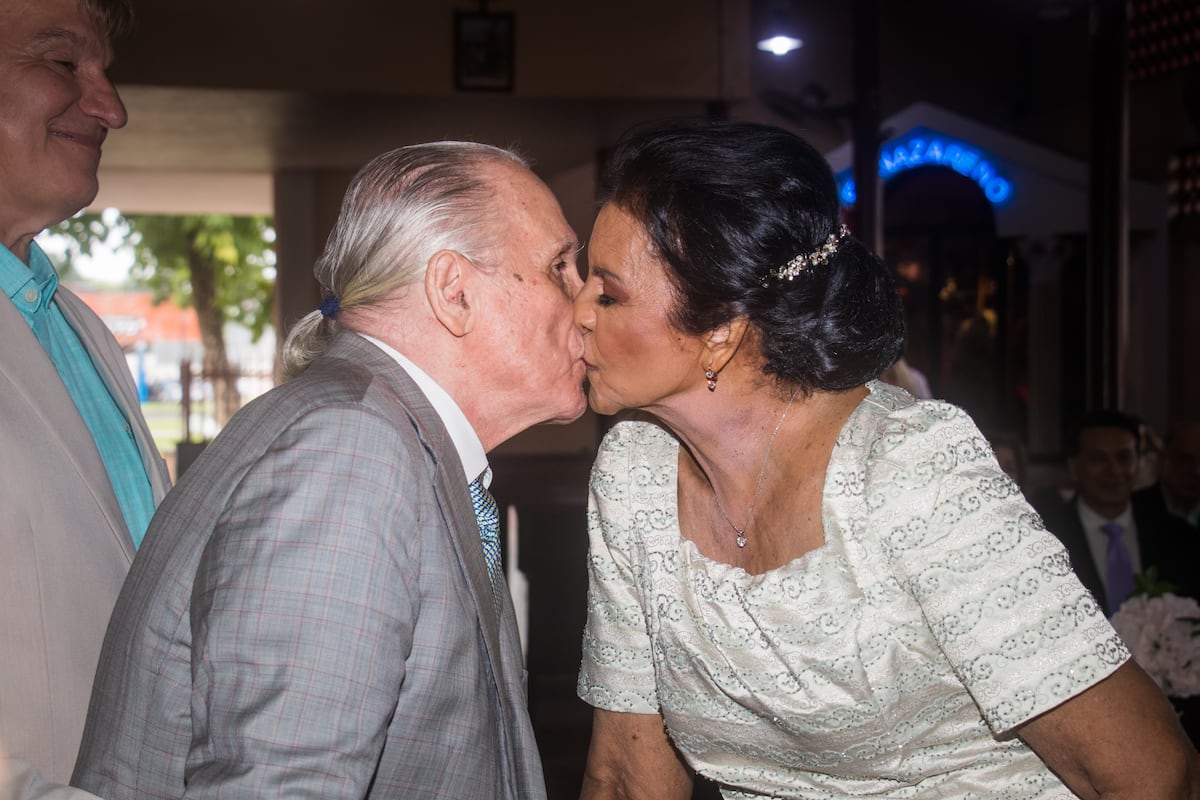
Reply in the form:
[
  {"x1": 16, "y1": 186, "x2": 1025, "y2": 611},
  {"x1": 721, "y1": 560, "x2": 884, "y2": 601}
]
[{"x1": 736, "y1": 532, "x2": 747, "y2": 548}]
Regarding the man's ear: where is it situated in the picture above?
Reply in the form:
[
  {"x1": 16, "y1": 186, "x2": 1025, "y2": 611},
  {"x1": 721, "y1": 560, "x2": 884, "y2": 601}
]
[
  {"x1": 702, "y1": 316, "x2": 750, "y2": 374},
  {"x1": 425, "y1": 250, "x2": 478, "y2": 337}
]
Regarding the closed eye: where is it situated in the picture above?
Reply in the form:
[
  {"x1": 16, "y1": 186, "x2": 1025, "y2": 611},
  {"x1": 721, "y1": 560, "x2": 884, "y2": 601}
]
[
  {"x1": 550, "y1": 259, "x2": 575, "y2": 294},
  {"x1": 585, "y1": 265, "x2": 621, "y2": 307}
]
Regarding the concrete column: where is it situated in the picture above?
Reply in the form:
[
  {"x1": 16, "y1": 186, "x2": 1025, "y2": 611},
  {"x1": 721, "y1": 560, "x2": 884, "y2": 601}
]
[
  {"x1": 1126, "y1": 228, "x2": 1169, "y2": 431},
  {"x1": 271, "y1": 169, "x2": 354, "y2": 378},
  {"x1": 1168, "y1": 235, "x2": 1200, "y2": 421},
  {"x1": 852, "y1": 0, "x2": 881, "y2": 254},
  {"x1": 1086, "y1": 0, "x2": 1129, "y2": 410},
  {"x1": 1020, "y1": 236, "x2": 1066, "y2": 457}
]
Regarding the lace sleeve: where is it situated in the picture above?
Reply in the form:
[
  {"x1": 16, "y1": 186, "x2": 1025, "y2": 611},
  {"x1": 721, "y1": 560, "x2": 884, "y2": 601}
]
[
  {"x1": 577, "y1": 421, "x2": 663, "y2": 714},
  {"x1": 865, "y1": 401, "x2": 1129, "y2": 734}
]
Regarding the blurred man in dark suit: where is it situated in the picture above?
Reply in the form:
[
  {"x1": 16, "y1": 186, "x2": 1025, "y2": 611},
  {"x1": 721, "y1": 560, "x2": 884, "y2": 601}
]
[
  {"x1": 1138, "y1": 420, "x2": 1200, "y2": 529},
  {"x1": 1033, "y1": 409, "x2": 1199, "y2": 616}
]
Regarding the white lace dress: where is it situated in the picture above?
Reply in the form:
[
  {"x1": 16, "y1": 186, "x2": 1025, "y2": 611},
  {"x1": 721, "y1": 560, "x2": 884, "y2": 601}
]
[{"x1": 577, "y1": 382, "x2": 1129, "y2": 799}]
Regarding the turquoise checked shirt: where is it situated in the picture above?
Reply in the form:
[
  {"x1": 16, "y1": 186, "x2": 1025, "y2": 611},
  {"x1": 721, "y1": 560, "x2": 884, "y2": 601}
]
[{"x1": 0, "y1": 241, "x2": 156, "y2": 547}]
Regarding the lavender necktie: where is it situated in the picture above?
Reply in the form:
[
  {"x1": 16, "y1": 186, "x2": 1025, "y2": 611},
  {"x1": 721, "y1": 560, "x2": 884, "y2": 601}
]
[{"x1": 1101, "y1": 521, "x2": 1135, "y2": 613}]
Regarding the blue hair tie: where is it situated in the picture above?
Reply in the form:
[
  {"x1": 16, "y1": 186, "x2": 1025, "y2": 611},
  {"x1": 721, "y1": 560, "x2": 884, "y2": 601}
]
[{"x1": 319, "y1": 294, "x2": 340, "y2": 319}]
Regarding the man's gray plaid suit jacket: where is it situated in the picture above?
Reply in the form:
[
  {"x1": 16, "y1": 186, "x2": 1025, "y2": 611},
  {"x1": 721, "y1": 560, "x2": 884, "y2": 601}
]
[{"x1": 72, "y1": 332, "x2": 547, "y2": 799}]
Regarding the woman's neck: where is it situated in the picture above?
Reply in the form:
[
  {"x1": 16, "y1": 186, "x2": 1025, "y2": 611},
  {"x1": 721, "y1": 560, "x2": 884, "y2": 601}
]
[{"x1": 662, "y1": 381, "x2": 868, "y2": 570}]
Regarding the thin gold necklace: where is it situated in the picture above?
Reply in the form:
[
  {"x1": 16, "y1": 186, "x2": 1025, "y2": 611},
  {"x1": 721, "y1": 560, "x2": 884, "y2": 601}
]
[{"x1": 712, "y1": 386, "x2": 801, "y2": 548}]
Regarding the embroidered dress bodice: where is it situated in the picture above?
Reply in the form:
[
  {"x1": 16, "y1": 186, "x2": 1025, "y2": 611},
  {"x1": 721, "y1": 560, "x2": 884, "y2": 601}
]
[{"x1": 578, "y1": 382, "x2": 1128, "y2": 799}]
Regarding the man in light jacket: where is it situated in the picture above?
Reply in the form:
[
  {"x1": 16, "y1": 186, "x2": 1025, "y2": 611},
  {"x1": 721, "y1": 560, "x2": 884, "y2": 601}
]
[{"x1": 0, "y1": 0, "x2": 171, "y2": 794}]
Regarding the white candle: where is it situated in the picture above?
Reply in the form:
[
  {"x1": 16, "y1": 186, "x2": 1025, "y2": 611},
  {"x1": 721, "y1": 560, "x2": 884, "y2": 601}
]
[{"x1": 505, "y1": 504, "x2": 530, "y2": 658}]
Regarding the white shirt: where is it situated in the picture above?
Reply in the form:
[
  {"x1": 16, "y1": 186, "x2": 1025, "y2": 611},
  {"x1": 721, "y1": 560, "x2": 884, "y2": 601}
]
[
  {"x1": 357, "y1": 333, "x2": 490, "y2": 488},
  {"x1": 1077, "y1": 500, "x2": 1141, "y2": 589}
]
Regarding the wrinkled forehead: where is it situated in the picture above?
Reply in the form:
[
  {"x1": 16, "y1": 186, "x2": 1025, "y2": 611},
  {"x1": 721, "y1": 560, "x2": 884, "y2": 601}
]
[
  {"x1": 1079, "y1": 426, "x2": 1138, "y2": 454},
  {"x1": 495, "y1": 164, "x2": 574, "y2": 242},
  {"x1": 4, "y1": 0, "x2": 114, "y2": 49}
]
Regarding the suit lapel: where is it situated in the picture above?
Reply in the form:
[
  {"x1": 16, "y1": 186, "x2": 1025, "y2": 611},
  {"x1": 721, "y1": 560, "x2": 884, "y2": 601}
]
[
  {"x1": 430, "y1": 452, "x2": 509, "y2": 660},
  {"x1": 1066, "y1": 498, "x2": 1109, "y2": 614},
  {"x1": 58, "y1": 288, "x2": 171, "y2": 502},
  {"x1": 334, "y1": 335, "x2": 513, "y2": 690},
  {"x1": 0, "y1": 291, "x2": 135, "y2": 559}
]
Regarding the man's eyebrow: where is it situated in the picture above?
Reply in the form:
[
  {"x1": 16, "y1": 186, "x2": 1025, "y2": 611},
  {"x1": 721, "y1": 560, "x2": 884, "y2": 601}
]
[
  {"x1": 31, "y1": 27, "x2": 85, "y2": 48},
  {"x1": 554, "y1": 240, "x2": 583, "y2": 260}
]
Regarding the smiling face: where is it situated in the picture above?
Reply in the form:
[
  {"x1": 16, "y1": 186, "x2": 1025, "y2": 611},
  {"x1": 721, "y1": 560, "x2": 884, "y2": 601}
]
[
  {"x1": 476, "y1": 162, "x2": 588, "y2": 431},
  {"x1": 0, "y1": 0, "x2": 128, "y2": 257},
  {"x1": 1069, "y1": 425, "x2": 1139, "y2": 518},
  {"x1": 574, "y1": 202, "x2": 707, "y2": 416}
]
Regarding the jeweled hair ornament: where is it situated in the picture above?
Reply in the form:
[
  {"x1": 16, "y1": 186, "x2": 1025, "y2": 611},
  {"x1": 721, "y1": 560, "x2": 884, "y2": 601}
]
[{"x1": 762, "y1": 224, "x2": 851, "y2": 287}]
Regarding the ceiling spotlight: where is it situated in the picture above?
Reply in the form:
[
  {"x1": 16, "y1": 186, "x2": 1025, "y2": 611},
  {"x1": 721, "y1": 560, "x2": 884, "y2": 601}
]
[
  {"x1": 757, "y1": 0, "x2": 803, "y2": 56},
  {"x1": 757, "y1": 34, "x2": 804, "y2": 56}
]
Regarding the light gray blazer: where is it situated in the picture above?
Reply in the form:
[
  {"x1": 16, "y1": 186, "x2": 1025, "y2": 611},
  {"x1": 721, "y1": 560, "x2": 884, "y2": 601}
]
[
  {"x1": 0, "y1": 286, "x2": 171, "y2": 785},
  {"x1": 72, "y1": 332, "x2": 547, "y2": 800}
]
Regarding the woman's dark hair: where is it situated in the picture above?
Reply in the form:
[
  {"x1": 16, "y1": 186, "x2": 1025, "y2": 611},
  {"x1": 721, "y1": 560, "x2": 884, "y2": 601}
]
[{"x1": 599, "y1": 118, "x2": 905, "y2": 392}]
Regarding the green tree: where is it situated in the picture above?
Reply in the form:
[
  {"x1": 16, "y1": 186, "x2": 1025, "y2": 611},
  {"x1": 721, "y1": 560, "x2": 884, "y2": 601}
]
[{"x1": 51, "y1": 212, "x2": 275, "y2": 426}]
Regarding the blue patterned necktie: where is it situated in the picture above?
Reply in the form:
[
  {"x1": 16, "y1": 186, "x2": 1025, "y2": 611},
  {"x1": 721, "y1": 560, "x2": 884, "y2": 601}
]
[
  {"x1": 1101, "y1": 521, "x2": 1135, "y2": 613},
  {"x1": 468, "y1": 476, "x2": 503, "y2": 611}
]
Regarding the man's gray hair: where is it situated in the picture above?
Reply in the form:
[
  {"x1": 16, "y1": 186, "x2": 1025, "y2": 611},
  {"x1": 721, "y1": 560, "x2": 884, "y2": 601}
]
[
  {"x1": 79, "y1": 0, "x2": 135, "y2": 39},
  {"x1": 280, "y1": 141, "x2": 528, "y2": 379}
]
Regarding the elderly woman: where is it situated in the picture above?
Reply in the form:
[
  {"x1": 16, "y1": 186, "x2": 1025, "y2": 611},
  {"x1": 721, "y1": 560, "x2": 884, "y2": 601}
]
[{"x1": 573, "y1": 119, "x2": 1198, "y2": 799}]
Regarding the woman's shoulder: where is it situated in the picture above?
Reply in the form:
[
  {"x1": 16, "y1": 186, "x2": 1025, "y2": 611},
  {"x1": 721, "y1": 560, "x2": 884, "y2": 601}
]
[
  {"x1": 596, "y1": 413, "x2": 678, "y2": 462},
  {"x1": 590, "y1": 414, "x2": 679, "y2": 506},
  {"x1": 844, "y1": 381, "x2": 989, "y2": 465}
]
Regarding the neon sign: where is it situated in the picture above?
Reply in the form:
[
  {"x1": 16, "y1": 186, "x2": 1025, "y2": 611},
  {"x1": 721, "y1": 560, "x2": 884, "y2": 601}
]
[{"x1": 836, "y1": 127, "x2": 1013, "y2": 207}]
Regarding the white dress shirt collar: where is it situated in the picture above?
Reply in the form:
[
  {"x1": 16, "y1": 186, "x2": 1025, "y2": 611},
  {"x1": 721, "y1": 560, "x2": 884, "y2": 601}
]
[{"x1": 357, "y1": 333, "x2": 489, "y2": 488}]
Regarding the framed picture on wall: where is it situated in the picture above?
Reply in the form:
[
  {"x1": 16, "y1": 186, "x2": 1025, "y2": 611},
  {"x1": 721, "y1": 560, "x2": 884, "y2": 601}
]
[{"x1": 454, "y1": 11, "x2": 514, "y2": 91}]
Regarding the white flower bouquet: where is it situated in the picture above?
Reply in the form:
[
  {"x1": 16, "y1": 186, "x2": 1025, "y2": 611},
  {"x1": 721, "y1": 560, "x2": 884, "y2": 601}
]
[{"x1": 1110, "y1": 587, "x2": 1200, "y2": 699}]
